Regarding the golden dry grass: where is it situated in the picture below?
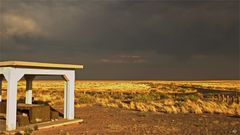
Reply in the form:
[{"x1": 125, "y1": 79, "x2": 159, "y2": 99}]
[
  {"x1": 1, "y1": 80, "x2": 239, "y2": 93},
  {"x1": 1, "y1": 80, "x2": 240, "y2": 116}
]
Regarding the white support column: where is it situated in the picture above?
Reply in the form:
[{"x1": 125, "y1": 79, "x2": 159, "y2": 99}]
[
  {"x1": 3, "y1": 68, "x2": 23, "y2": 131},
  {"x1": 6, "y1": 78, "x2": 18, "y2": 131},
  {"x1": 64, "y1": 81, "x2": 67, "y2": 119},
  {"x1": 24, "y1": 75, "x2": 35, "y2": 104},
  {"x1": 63, "y1": 72, "x2": 75, "y2": 120},
  {"x1": 0, "y1": 75, "x2": 3, "y2": 102}
]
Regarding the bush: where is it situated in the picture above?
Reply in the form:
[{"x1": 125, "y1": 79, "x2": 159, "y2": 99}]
[
  {"x1": 78, "y1": 94, "x2": 95, "y2": 104},
  {"x1": 132, "y1": 93, "x2": 153, "y2": 102}
]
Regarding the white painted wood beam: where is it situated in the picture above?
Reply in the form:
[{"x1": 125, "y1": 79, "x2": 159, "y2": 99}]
[
  {"x1": 63, "y1": 71, "x2": 75, "y2": 120},
  {"x1": 0, "y1": 75, "x2": 4, "y2": 102},
  {"x1": 24, "y1": 75, "x2": 35, "y2": 104},
  {"x1": 3, "y1": 68, "x2": 24, "y2": 131}
]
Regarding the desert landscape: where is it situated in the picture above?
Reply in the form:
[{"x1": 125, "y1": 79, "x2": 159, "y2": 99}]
[
  {"x1": 1, "y1": 0, "x2": 239, "y2": 134},
  {"x1": 0, "y1": 80, "x2": 240, "y2": 134}
]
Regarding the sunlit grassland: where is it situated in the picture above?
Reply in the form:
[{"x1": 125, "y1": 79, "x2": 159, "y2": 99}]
[
  {"x1": 2, "y1": 80, "x2": 239, "y2": 93},
  {"x1": 1, "y1": 80, "x2": 240, "y2": 116}
]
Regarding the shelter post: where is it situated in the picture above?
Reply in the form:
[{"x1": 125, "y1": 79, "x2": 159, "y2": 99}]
[
  {"x1": 24, "y1": 75, "x2": 35, "y2": 104},
  {"x1": 0, "y1": 75, "x2": 3, "y2": 102},
  {"x1": 64, "y1": 72, "x2": 75, "y2": 120},
  {"x1": 5, "y1": 68, "x2": 23, "y2": 131}
]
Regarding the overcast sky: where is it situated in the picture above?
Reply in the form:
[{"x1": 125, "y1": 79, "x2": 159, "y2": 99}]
[{"x1": 0, "y1": 0, "x2": 239, "y2": 80}]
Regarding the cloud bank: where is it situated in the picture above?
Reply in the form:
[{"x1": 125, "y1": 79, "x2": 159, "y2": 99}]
[{"x1": 0, "y1": 0, "x2": 239, "y2": 80}]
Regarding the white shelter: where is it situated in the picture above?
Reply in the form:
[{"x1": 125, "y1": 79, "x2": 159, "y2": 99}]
[{"x1": 0, "y1": 61, "x2": 83, "y2": 131}]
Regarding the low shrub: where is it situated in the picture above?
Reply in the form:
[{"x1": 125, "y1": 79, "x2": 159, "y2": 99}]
[{"x1": 77, "y1": 94, "x2": 95, "y2": 104}]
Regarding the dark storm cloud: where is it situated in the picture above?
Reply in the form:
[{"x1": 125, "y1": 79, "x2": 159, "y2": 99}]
[{"x1": 0, "y1": 0, "x2": 239, "y2": 79}]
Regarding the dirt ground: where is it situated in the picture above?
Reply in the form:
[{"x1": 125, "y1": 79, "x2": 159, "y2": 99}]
[{"x1": 32, "y1": 105, "x2": 240, "y2": 135}]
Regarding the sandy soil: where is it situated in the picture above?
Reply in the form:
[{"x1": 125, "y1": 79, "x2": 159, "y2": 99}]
[{"x1": 32, "y1": 105, "x2": 240, "y2": 135}]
